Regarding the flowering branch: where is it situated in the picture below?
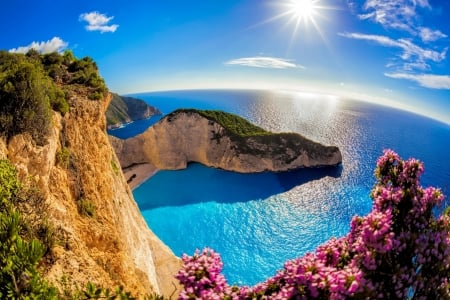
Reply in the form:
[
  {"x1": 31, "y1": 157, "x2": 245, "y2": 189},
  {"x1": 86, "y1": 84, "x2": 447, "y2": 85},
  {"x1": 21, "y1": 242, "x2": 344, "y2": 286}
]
[{"x1": 176, "y1": 150, "x2": 450, "y2": 299}]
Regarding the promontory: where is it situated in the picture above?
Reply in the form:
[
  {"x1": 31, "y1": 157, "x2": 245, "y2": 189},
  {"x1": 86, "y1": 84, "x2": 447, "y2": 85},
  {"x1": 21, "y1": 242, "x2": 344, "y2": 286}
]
[
  {"x1": 110, "y1": 109, "x2": 342, "y2": 173},
  {"x1": 106, "y1": 93, "x2": 161, "y2": 129}
]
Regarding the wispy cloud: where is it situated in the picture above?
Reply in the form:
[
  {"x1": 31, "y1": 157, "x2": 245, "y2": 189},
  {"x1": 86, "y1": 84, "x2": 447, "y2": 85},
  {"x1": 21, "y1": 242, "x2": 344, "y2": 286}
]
[
  {"x1": 79, "y1": 12, "x2": 118, "y2": 33},
  {"x1": 338, "y1": 32, "x2": 447, "y2": 71},
  {"x1": 418, "y1": 27, "x2": 447, "y2": 43},
  {"x1": 9, "y1": 37, "x2": 68, "y2": 54},
  {"x1": 225, "y1": 57, "x2": 304, "y2": 69},
  {"x1": 359, "y1": 0, "x2": 428, "y2": 34},
  {"x1": 346, "y1": 1, "x2": 449, "y2": 90},
  {"x1": 356, "y1": 0, "x2": 446, "y2": 43},
  {"x1": 385, "y1": 73, "x2": 450, "y2": 89}
]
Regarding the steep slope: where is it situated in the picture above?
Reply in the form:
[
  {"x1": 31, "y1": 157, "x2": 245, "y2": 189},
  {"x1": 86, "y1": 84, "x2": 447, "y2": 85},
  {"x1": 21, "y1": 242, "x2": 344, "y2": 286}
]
[
  {"x1": 0, "y1": 51, "x2": 180, "y2": 298},
  {"x1": 2, "y1": 91, "x2": 180, "y2": 297},
  {"x1": 106, "y1": 93, "x2": 161, "y2": 129},
  {"x1": 111, "y1": 109, "x2": 342, "y2": 172}
]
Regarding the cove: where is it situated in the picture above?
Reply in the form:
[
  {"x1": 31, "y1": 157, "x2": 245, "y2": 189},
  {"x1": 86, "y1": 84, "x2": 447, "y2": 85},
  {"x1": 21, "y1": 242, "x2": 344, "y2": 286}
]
[{"x1": 126, "y1": 89, "x2": 450, "y2": 286}]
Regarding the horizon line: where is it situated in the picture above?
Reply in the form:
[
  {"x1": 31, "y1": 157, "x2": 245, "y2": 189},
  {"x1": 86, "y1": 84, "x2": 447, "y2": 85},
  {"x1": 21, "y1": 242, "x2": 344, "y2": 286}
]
[{"x1": 118, "y1": 86, "x2": 450, "y2": 126}]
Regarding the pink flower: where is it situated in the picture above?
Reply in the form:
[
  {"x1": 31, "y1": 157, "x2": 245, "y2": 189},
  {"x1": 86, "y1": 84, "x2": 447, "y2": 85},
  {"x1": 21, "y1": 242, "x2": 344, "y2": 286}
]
[{"x1": 176, "y1": 150, "x2": 450, "y2": 299}]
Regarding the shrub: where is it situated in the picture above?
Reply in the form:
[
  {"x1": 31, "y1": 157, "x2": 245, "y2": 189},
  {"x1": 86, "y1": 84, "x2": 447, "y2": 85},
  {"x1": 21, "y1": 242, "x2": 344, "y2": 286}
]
[
  {"x1": 62, "y1": 50, "x2": 75, "y2": 67},
  {"x1": 0, "y1": 160, "x2": 58, "y2": 299},
  {"x1": 78, "y1": 198, "x2": 96, "y2": 218},
  {"x1": 0, "y1": 210, "x2": 58, "y2": 299},
  {"x1": 176, "y1": 150, "x2": 450, "y2": 299},
  {"x1": 68, "y1": 56, "x2": 108, "y2": 100},
  {"x1": 0, "y1": 159, "x2": 21, "y2": 209},
  {"x1": 88, "y1": 91, "x2": 104, "y2": 101},
  {"x1": 56, "y1": 147, "x2": 71, "y2": 169},
  {"x1": 0, "y1": 51, "x2": 69, "y2": 144},
  {"x1": 0, "y1": 55, "x2": 52, "y2": 144}
]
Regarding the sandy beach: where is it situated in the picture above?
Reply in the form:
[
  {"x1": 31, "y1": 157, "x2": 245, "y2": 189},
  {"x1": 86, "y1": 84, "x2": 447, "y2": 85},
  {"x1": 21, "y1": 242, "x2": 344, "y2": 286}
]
[{"x1": 122, "y1": 163, "x2": 158, "y2": 190}]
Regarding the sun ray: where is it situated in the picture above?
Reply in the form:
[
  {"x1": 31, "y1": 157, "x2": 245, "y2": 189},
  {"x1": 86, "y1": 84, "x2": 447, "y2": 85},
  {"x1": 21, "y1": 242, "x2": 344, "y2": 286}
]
[
  {"x1": 245, "y1": 0, "x2": 338, "y2": 53},
  {"x1": 262, "y1": 0, "x2": 338, "y2": 53}
]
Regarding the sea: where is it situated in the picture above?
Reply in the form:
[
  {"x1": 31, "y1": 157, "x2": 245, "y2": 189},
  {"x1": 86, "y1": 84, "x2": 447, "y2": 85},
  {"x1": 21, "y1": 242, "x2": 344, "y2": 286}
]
[{"x1": 108, "y1": 89, "x2": 450, "y2": 286}]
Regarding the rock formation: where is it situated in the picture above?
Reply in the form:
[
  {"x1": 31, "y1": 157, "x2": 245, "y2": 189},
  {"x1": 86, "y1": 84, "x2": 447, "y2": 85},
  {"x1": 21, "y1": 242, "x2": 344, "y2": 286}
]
[
  {"x1": 111, "y1": 109, "x2": 342, "y2": 173},
  {"x1": 0, "y1": 91, "x2": 180, "y2": 297},
  {"x1": 106, "y1": 93, "x2": 161, "y2": 129}
]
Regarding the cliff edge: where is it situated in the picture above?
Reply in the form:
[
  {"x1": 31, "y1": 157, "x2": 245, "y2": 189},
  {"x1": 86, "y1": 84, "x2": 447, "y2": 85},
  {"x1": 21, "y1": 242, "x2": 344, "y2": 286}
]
[
  {"x1": 1, "y1": 92, "x2": 180, "y2": 297},
  {"x1": 0, "y1": 51, "x2": 180, "y2": 298},
  {"x1": 111, "y1": 109, "x2": 342, "y2": 173}
]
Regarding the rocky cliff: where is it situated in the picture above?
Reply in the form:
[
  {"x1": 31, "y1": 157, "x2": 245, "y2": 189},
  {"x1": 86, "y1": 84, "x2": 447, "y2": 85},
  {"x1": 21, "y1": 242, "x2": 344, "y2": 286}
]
[
  {"x1": 111, "y1": 109, "x2": 342, "y2": 172},
  {"x1": 0, "y1": 91, "x2": 180, "y2": 297},
  {"x1": 106, "y1": 93, "x2": 161, "y2": 129}
]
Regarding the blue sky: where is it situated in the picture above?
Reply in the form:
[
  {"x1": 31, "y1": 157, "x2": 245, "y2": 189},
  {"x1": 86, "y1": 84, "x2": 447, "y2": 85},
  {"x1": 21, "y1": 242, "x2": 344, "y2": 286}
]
[{"x1": 1, "y1": 0, "x2": 449, "y2": 123}]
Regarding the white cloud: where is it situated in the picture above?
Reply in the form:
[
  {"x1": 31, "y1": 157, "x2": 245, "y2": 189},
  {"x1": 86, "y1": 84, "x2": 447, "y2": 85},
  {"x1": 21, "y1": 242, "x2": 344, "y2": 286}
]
[
  {"x1": 346, "y1": 1, "x2": 359, "y2": 14},
  {"x1": 225, "y1": 57, "x2": 304, "y2": 69},
  {"x1": 79, "y1": 12, "x2": 118, "y2": 33},
  {"x1": 359, "y1": 0, "x2": 431, "y2": 33},
  {"x1": 344, "y1": 1, "x2": 448, "y2": 91},
  {"x1": 384, "y1": 72, "x2": 450, "y2": 89},
  {"x1": 338, "y1": 32, "x2": 446, "y2": 70},
  {"x1": 402, "y1": 62, "x2": 430, "y2": 71},
  {"x1": 339, "y1": 32, "x2": 398, "y2": 47},
  {"x1": 418, "y1": 27, "x2": 447, "y2": 43},
  {"x1": 9, "y1": 37, "x2": 68, "y2": 54}
]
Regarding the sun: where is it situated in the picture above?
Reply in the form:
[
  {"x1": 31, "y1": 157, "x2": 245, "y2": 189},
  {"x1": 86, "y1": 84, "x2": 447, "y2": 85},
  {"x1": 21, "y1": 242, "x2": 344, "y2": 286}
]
[
  {"x1": 267, "y1": 0, "x2": 331, "y2": 46},
  {"x1": 289, "y1": 0, "x2": 318, "y2": 21},
  {"x1": 255, "y1": 0, "x2": 332, "y2": 47}
]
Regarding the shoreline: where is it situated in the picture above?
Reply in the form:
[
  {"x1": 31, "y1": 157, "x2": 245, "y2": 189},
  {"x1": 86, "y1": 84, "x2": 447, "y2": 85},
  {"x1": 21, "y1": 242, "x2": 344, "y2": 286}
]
[{"x1": 123, "y1": 163, "x2": 158, "y2": 190}]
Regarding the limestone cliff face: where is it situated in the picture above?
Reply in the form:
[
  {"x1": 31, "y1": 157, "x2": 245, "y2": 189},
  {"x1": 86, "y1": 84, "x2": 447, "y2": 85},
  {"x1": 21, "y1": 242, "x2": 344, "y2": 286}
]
[
  {"x1": 111, "y1": 110, "x2": 342, "y2": 172},
  {"x1": 1, "y1": 92, "x2": 180, "y2": 297}
]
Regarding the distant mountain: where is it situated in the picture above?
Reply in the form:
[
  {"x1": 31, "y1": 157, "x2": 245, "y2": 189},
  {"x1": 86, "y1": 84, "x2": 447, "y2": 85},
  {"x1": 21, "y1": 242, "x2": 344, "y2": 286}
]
[{"x1": 106, "y1": 93, "x2": 161, "y2": 129}]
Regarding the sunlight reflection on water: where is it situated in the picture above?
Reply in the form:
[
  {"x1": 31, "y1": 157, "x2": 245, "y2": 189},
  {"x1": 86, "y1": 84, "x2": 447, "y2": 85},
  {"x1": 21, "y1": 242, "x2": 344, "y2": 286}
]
[{"x1": 130, "y1": 90, "x2": 450, "y2": 286}]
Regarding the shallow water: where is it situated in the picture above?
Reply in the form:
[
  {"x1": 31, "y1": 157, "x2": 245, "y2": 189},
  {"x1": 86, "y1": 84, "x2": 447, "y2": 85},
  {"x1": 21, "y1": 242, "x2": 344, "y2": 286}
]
[{"x1": 110, "y1": 89, "x2": 450, "y2": 285}]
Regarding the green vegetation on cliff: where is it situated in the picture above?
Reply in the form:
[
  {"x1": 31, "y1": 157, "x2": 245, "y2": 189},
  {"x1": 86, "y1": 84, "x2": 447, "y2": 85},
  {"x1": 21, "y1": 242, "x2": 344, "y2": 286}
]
[
  {"x1": 0, "y1": 50, "x2": 169, "y2": 299},
  {"x1": 0, "y1": 158, "x2": 166, "y2": 299},
  {"x1": 170, "y1": 109, "x2": 271, "y2": 137},
  {"x1": 0, "y1": 50, "x2": 107, "y2": 145},
  {"x1": 0, "y1": 160, "x2": 58, "y2": 298},
  {"x1": 168, "y1": 109, "x2": 339, "y2": 161}
]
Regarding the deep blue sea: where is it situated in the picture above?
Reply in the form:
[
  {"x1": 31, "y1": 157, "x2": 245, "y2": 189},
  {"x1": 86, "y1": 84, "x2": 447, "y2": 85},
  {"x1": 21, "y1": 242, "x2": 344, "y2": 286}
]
[{"x1": 108, "y1": 89, "x2": 450, "y2": 286}]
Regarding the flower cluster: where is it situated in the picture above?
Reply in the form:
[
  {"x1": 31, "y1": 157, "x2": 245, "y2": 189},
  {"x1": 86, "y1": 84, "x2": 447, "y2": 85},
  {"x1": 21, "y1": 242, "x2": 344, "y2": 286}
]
[{"x1": 176, "y1": 150, "x2": 450, "y2": 299}]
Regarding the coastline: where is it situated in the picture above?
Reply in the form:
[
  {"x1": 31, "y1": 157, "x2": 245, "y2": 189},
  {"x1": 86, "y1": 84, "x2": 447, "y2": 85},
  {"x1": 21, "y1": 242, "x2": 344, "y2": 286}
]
[{"x1": 123, "y1": 163, "x2": 158, "y2": 190}]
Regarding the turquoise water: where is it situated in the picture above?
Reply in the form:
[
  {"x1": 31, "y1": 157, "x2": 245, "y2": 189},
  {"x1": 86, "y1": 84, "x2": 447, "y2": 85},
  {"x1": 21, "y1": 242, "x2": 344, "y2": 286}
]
[{"x1": 109, "y1": 89, "x2": 450, "y2": 286}]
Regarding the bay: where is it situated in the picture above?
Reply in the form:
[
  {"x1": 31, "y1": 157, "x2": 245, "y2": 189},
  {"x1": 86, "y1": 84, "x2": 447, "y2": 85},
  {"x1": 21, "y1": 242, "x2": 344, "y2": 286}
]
[{"x1": 110, "y1": 89, "x2": 450, "y2": 285}]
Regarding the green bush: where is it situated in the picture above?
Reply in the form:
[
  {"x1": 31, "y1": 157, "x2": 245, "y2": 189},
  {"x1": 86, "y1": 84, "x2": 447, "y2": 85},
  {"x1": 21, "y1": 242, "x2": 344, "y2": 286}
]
[
  {"x1": 0, "y1": 160, "x2": 58, "y2": 299},
  {"x1": 0, "y1": 51, "x2": 69, "y2": 144},
  {"x1": 68, "y1": 56, "x2": 108, "y2": 100},
  {"x1": 78, "y1": 198, "x2": 96, "y2": 218},
  {"x1": 62, "y1": 50, "x2": 75, "y2": 67},
  {"x1": 88, "y1": 91, "x2": 104, "y2": 101},
  {"x1": 0, "y1": 54, "x2": 52, "y2": 144},
  {"x1": 0, "y1": 160, "x2": 21, "y2": 209},
  {"x1": 56, "y1": 147, "x2": 71, "y2": 169},
  {"x1": 0, "y1": 50, "x2": 110, "y2": 144},
  {"x1": 0, "y1": 210, "x2": 59, "y2": 299}
]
